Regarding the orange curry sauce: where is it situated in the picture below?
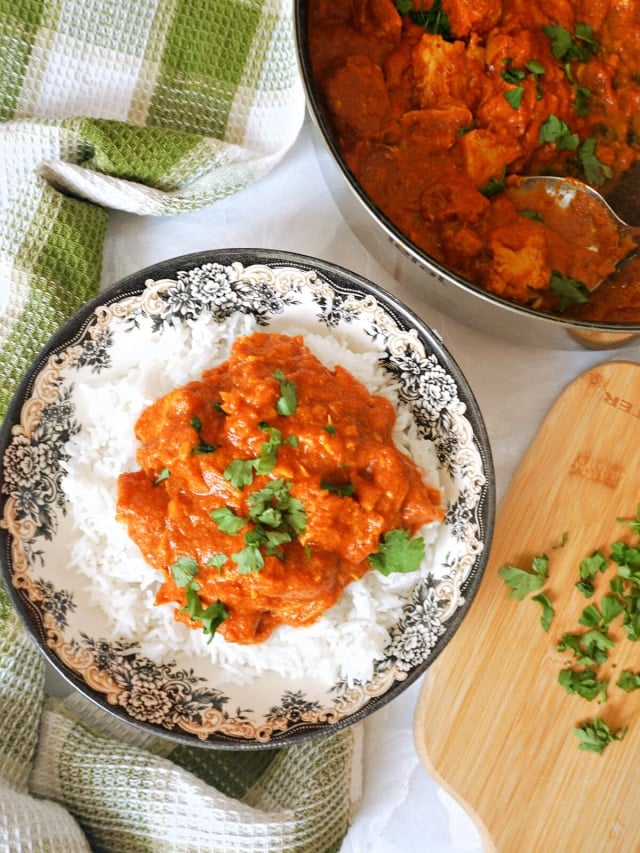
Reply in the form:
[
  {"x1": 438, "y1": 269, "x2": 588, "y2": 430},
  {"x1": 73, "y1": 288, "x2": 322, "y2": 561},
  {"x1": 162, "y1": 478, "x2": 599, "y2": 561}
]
[
  {"x1": 116, "y1": 333, "x2": 443, "y2": 645},
  {"x1": 307, "y1": 0, "x2": 640, "y2": 320}
]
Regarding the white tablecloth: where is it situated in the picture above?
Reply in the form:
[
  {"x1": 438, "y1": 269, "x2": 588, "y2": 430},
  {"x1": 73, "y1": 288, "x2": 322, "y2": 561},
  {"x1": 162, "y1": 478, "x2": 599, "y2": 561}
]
[{"x1": 45, "y1": 114, "x2": 639, "y2": 851}]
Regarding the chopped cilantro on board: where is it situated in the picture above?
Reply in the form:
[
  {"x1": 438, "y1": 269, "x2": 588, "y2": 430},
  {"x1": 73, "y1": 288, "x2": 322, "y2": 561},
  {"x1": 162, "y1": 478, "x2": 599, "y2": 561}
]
[
  {"x1": 576, "y1": 549, "x2": 608, "y2": 596},
  {"x1": 573, "y1": 718, "x2": 626, "y2": 754},
  {"x1": 557, "y1": 630, "x2": 612, "y2": 667},
  {"x1": 617, "y1": 670, "x2": 640, "y2": 692},
  {"x1": 499, "y1": 502, "x2": 640, "y2": 751},
  {"x1": 579, "y1": 596, "x2": 624, "y2": 629},
  {"x1": 558, "y1": 667, "x2": 608, "y2": 702},
  {"x1": 617, "y1": 504, "x2": 640, "y2": 535},
  {"x1": 498, "y1": 553, "x2": 548, "y2": 600},
  {"x1": 532, "y1": 591, "x2": 554, "y2": 631}
]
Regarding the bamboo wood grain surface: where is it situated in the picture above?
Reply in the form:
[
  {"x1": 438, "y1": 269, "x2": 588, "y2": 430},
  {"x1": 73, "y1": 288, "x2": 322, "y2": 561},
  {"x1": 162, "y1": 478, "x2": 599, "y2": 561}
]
[{"x1": 415, "y1": 361, "x2": 640, "y2": 852}]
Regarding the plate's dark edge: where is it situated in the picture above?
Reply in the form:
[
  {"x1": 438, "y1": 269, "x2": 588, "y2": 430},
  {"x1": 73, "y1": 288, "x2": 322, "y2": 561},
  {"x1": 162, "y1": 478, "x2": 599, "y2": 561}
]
[{"x1": 0, "y1": 247, "x2": 496, "y2": 750}]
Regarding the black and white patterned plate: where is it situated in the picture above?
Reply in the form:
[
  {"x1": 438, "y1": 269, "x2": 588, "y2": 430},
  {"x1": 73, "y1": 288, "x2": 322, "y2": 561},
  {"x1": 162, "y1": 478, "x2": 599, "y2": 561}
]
[{"x1": 0, "y1": 249, "x2": 494, "y2": 748}]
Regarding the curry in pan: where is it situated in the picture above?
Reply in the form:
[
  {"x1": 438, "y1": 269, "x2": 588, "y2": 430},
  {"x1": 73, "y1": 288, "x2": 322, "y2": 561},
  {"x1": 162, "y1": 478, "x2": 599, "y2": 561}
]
[{"x1": 307, "y1": 0, "x2": 640, "y2": 322}]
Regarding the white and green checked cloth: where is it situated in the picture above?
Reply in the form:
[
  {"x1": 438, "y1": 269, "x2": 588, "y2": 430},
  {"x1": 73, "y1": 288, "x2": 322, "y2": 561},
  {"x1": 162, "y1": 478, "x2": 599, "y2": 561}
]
[{"x1": 0, "y1": 1, "x2": 364, "y2": 851}]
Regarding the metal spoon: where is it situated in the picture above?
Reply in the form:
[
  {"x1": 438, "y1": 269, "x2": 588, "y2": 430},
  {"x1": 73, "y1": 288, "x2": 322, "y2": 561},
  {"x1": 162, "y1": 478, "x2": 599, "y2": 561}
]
[{"x1": 506, "y1": 174, "x2": 640, "y2": 290}]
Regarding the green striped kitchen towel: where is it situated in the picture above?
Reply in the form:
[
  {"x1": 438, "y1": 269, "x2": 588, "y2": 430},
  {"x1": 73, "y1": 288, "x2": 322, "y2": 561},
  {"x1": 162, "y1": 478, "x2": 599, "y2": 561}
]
[
  {"x1": 0, "y1": 0, "x2": 306, "y2": 418},
  {"x1": 0, "y1": 579, "x2": 363, "y2": 852},
  {"x1": 0, "y1": 1, "x2": 363, "y2": 850}
]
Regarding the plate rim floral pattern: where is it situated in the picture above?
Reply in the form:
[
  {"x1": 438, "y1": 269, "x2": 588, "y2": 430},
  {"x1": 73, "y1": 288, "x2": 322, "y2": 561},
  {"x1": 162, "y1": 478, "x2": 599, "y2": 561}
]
[{"x1": 0, "y1": 249, "x2": 495, "y2": 748}]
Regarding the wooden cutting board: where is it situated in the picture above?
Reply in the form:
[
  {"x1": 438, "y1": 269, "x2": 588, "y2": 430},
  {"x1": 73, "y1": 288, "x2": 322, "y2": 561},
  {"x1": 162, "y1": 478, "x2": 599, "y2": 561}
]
[{"x1": 415, "y1": 361, "x2": 640, "y2": 852}]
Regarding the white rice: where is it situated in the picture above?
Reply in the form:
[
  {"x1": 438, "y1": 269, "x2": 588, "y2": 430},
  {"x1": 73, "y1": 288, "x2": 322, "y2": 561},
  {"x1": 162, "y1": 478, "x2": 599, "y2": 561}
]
[{"x1": 61, "y1": 312, "x2": 443, "y2": 686}]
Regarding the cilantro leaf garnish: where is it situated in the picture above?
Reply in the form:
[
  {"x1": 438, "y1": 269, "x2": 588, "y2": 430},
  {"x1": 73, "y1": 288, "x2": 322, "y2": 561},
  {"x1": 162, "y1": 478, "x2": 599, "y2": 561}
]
[
  {"x1": 574, "y1": 85, "x2": 591, "y2": 116},
  {"x1": 224, "y1": 459, "x2": 256, "y2": 489},
  {"x1": 170, "y1": 555, "x2": 228, "y2": 641},
  {"x1": 224, "y1": 425, "x2": 299, "y2": 488},
  {"x1": 527, "y1": 59, "x2": 545, "y2": 75},
  {"x1": 501, "y1": 60, "x2": 525, "y2": 85},
  {"x1": 520, "y1": 209, "x2": 544, "y2": 222},
  {"x1": 321, "y1": 480, "x2": 355, "y2": 497},
  {"x1": 579, "y1": 137, "x2": 613, "y2": 186},
  {"x1": 248, "y1": 479, "x2": 307, "y2": 536},
  {"x1": 192, "y1": 440, "x2": 217, "y2": 455},
  {"x1": 170, "y1": 556, "x2": 199, "y2": 587},
  {"x1": 539, "y1": 114, "x2": 579, "y2": 150},
  {"x1": 182, "y1": 584, "x2": 228, "y2": 640},
  {"x1": 501, "y1": 58, "x2": 545, "y2": 107},
  {"x1": 154, "y1": 467, "x2": 170, "y2": 485},
  {"x1": 323, "y1": 424, "x2": 336, "y2": 435},
  {"x1": 198, "y1": 600, "x2": 229, "y2": 640},
  {"x1": 481, "y1": 174, "x2": 505, "y2": 198},
  {"x1": 273, "y1": 369, "x2": 298, "y2": 416},
  {"x1": 206, "y1": 553, "x2": 227, "y2": 571},
  {"x1": 369, "y1": 529, "x2": 425, "y2": 576},
  {"x1": 233, "y1": 542, "x2": 265, "y2": 574},
  {"x1": 622, "y1": 606, "x2": 640, "y2": 642},
  {"x1": 498, "y1": 553, "x2": 548, "y2": 600},
  {"x1": 542, "y1": 23, "x2": 598, "y2": 63},
  {"x1": 210, "y1": 506, "x2": 247, "y2": 535},
  {"x1": 395, "y1": 0, "x2": 451, "y2": 39},
  {"x1": 211, "y1": 479, "x2": 308, "y2": 574},
  {"x1": 504, "y1": 86, "x2": 524, "y2": 109},
  {"x1": 501, "y1": 503, "x2": 640, "y2": 749},
  {"x1": 542, "y1": 24, "x2": 573, "y2": 60},
  {"x1": 189, "y1": 413, "x2": 217, "y2": 455},
  {"x1": 549, "y1": 270, "x2": 590, "y2": 311},
  {"x1": 254, "y1": 424, "x2": 283, "y2": 474},
  {"x1": 573, "y1": 717, "x2": 626, "y2": 754}
]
